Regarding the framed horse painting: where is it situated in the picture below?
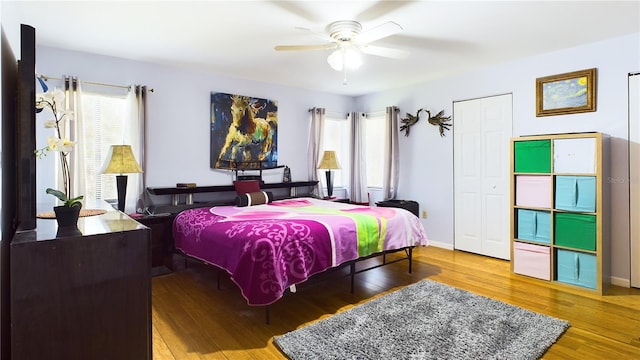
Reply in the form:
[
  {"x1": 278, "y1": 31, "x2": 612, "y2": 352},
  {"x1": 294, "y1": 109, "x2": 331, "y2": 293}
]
[{"x1": 210, "y1": 92, "x2": 278, "y2": 170}]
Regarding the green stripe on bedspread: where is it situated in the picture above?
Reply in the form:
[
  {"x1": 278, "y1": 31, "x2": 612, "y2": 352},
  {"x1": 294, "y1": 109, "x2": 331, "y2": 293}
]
[{"x1": 289, "y1": 205, "x2": 386, "y2": 256}]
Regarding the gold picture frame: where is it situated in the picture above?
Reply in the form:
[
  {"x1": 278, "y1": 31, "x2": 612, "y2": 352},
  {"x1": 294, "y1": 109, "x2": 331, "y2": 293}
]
[{"x1": 536, "y1": 68, "x2": 597, "y2": 117}]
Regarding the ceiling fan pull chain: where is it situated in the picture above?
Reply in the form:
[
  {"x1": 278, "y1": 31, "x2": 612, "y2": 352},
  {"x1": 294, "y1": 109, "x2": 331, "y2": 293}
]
[{"x1": 342, "y1": 49, "x2": 348, "y2": 85}]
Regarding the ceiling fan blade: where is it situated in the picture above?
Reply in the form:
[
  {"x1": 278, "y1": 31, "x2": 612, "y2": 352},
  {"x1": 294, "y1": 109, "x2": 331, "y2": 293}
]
[
  {"x1": 295, "y1": 26, "x2": 333, "y2": 42},
  {"x1": 355, "y1": 21, "x2": 403, "y2": 44},
  {"x1": 274, "y1": 44, "x2": 336, "y2": 51},
  {"x1": 355, "y1": 1, "x2": 416, "y2": 22},
  {"x1": 361, "y1": 45, "x2": 410, "y2": 59}
]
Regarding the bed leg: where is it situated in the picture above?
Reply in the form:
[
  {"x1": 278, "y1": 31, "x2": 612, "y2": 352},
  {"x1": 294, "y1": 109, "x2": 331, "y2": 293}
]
[
  {"x1": 265, "y1": 306, "x2": 270, "y2": 325},
  {"x1": 408, "y1": 247, "x2": 413, "y2": 274},
  {"x1": 217, "y1": 269, "x2": 221, "y2": 290},
  {"x1": 350, "y1": 262, "x2": 355, "y2": 293}
]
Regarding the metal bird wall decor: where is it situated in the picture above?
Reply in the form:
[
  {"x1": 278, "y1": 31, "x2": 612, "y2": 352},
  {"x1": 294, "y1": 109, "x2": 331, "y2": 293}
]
[
  {"x1": 399, "y1": 108, "x2": 452, "y2": 137},
  {"x1": 424, "y1": 109, "x2": 452, "y2": 137},
  {"x1": 400, "y1": 108, "x2": 422, "y2": 137}
]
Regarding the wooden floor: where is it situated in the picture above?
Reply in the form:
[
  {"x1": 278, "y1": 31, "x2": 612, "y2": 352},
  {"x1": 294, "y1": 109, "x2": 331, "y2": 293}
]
[{"x1": 151, "y1": 246, "x2": 640, "y2": 359}]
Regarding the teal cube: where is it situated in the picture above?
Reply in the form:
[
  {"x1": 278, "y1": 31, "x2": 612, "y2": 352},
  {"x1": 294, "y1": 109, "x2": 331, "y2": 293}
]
[
  {"x1": 555, "y1": 176, "x2": 596, "y2": 212},
  {"x1": 517, "y1": 209, "x2": 551, "y2": 244},
  {"x1": 556, "y1": 249, "x2": 597, "y2": 289}
]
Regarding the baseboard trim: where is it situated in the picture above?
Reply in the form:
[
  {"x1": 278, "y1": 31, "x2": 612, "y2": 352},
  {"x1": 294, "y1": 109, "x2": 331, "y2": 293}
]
[
  {"x1": 610, "y1": 276, "x2": 630, "y2": 288},
  {"x1": 427, "y1": 240, "x2": 454, "y2": 250}
]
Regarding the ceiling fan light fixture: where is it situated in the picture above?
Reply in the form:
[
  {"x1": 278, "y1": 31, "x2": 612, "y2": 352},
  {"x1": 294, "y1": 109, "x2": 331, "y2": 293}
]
[
  {"x1": 327, "y1": 46, "x2": 362, "y2": 72},
  {"x1": 327, "y1": 49, "x2": 343, "y2": 71},
  {"x1": 344, "y1": 47, "x2": 362, "y2": 70}
]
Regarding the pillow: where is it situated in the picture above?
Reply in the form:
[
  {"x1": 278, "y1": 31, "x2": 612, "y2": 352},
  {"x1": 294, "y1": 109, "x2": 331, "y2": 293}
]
[
  {"x1": 235, "y1": 191, "x2": 273, "y2": 207},
  {"x1": 233, "y1": 180, "x2": 261, "y2": 195}
]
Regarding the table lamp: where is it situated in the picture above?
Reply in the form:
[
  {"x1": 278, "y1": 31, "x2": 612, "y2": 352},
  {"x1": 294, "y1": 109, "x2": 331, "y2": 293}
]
[
  {"x1": 317, "y1": 150, "x2": 341, "y2": 198},
  {"x1": 101, "y1": 145, "x2": 143, "y2": 212}
]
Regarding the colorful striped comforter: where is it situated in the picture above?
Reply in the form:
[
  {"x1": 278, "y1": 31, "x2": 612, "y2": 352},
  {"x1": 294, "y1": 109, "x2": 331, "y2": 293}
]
[{"x1": 173, "y1": 197, "x2": 429, "y2": 305}]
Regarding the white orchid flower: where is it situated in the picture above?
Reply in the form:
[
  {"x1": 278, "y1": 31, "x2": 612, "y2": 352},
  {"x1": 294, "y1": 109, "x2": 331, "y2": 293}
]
[
  {"x1": 60, "y1": 138, "x2": 75, "y2": 153},
  {"x1": 46, "y1": 137, "x2": 75, "y2": 153},
  {"x1": 42, "y1": 91, "x2": 54, "y2": 102},
  {"x1": 59, "y1": 109, "x2": 74, "y2": 121},
  {"x1": 35, "y1": 96, "x2": 46, "y2": 109},
  {"x1": 47, "y1": 136, "x2": 60, "y2": 151},
  {"x1": 50, "y1": 88, "x2": 65, "y2": 108},
  {"x1": 35, "y1": 93, "x2": 51, "y2": 109},
  {"x1": 43, "y1": 120, "x2": 57, "y2": 128}
]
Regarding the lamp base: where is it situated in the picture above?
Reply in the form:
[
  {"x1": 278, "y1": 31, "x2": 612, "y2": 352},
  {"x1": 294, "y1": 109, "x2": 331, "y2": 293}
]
[
  {"x1": 325, "y1": 170, "x2": 334, "y2": 198},
  {"x1": 116, "y1": 175, "x2": 128, "y2": 212}
]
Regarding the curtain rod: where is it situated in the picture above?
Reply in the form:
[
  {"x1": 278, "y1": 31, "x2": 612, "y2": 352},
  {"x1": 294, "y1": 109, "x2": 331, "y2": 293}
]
[
  {"x1": 308, "y1": 108, "x2": 395, "y2": 118},
  {"x1": 308, "y1": 108, "x2": 347, "y2": 118},
  {"x1": 364, "y1": 110, "x2": 387, "y2": 116},
  {"x1": 38, "y1": 74, "x2": 154, "y2": 92}
]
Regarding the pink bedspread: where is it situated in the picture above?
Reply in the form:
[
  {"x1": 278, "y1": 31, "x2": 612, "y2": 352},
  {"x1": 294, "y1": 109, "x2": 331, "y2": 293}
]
[{"x1": 173, "y1": 197, "x2": 428, "y2": 305}]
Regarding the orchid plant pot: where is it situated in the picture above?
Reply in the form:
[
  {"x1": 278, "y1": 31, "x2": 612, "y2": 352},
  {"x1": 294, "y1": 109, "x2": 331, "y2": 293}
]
[{"x1": 53, "y1": 205, "x2": 82, "y2": 228}]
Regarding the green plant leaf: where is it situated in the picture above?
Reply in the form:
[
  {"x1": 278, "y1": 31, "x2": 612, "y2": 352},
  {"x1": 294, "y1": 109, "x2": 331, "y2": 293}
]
[
  {"x1": 46, "y1": 188, "x2": 83, "y2": 207},
  {"x1": 46, "y1": 188, "x2": 69, "y2": 202}
]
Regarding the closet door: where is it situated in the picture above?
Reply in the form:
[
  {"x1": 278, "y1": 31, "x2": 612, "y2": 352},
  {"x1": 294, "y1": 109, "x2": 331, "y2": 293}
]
[{"x1": 453, "y1": 94, "x2": 512, "y2": 260}]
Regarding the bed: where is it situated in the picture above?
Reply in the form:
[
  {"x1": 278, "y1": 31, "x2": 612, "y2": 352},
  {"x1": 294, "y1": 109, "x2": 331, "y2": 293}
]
[{"x1": 173, "y1": 197, "x2": 429, "y2": 307}]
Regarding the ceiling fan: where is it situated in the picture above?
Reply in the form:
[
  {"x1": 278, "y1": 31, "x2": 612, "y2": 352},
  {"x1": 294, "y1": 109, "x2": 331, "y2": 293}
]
[{"x1": 275, "y1": 20, "x2": 409, "y2": 81}]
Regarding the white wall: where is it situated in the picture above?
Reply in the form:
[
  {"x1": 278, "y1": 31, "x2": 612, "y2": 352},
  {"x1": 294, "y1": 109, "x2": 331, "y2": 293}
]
[
  {"x1": 33, "y1": 46, "x2": 354, "y2": 203},
  {"x1": 356, "y1": 32, "x2": 640, "y2": 284}
]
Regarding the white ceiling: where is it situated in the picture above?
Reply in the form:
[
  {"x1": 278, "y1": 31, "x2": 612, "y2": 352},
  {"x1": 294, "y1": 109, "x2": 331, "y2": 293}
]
[{"x1": 4, "y1": 1, "x2": 639, "y2": 96}]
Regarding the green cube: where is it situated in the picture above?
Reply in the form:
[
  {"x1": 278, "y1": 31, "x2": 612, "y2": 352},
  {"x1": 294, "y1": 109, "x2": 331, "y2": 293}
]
[
  {"x1": 514, "y1": 140, "x2": 551, "y2": 173},
  {"x1": 554, "y1": 213, "x2": 596, "y2": 251}
]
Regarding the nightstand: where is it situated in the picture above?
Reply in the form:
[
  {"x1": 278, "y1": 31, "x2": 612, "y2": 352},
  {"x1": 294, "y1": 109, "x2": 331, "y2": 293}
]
[
  {"x1": 376, "y1": 199, "x2": 419, "y2": 217},
  {"x1": 135, "y1": 213, "x2": 176, "y2": 271},
  {"x1": 323, "y1": 197, "x2": 350, "y2": 203}
]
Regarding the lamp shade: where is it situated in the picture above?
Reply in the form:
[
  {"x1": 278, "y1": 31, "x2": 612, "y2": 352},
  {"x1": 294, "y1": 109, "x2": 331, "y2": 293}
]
[
  {"x1": 317, "y1": 150, "x2": 341, "y2": 170},
  {"x1": 101, "y1": 145, "x2": 143, "y2": 174}
]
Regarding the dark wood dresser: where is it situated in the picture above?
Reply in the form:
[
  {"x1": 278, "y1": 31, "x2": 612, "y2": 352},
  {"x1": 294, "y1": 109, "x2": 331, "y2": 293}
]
[{"x1": 10, "y1": 205, "x2": 151, "y2": 360}]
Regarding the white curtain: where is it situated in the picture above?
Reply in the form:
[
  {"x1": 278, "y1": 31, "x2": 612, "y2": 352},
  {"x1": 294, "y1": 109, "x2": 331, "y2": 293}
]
[
  {"x1": 56, "y1": 76, "x2": 88, "y2": 198},
  {"x1": 126, "y1": 86, "x2": 147, "y2": 213},
  {"x1": 349, "y1": 112, "x2": 368, "y2": 203},
  {"x1": 307, "y1": 108, "x2": 325, "y2": 197},
  {"x1": 382, "y1": 106, "x2": 400, "y2": 200},
  {"x1": 66, "y1": 76, "x2": 88, "y2": 200}
]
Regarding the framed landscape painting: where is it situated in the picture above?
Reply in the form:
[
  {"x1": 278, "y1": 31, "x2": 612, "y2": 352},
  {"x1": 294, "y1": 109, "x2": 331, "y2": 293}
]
[
  {"x1": 536, "y1": 68, "x2": 597, "y2": 117},
  {"x1": 210, "y1": 92, "x2": 278, "y2": 170}
]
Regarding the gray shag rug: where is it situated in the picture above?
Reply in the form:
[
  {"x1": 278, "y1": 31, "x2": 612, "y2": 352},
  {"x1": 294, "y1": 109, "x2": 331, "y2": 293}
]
[{"x1": 274, "y1": 280, "x2": 569, "y2": 360}]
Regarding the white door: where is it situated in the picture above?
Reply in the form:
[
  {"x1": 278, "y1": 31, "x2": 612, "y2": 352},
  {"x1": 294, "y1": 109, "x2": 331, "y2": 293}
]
[
  {"x1": 453, "y1": 94, "x2": 512, "y2": 260},
  {"x1": 630, "y1": 73, "x2": 640, "y2": 288}
]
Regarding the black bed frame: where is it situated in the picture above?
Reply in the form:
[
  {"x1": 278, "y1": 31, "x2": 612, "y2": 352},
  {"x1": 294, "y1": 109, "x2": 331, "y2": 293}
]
[{"x1": 177, "y1": 246, "x2": 415, "y2": 324}]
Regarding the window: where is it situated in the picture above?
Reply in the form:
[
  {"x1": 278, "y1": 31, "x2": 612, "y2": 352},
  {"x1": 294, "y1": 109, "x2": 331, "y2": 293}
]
[
  {"x1": 322, "y1": 116, "x2": 350, "y2": 187},
  {"x1": 78, "y1": 92, "x2": 128, "y2": 201},
  {"x1": 321, "y1": 113, "x2": 387, "y2": 190},
  {"x1": 364, "y1": 115, "x2": 386, "y2": 188}
]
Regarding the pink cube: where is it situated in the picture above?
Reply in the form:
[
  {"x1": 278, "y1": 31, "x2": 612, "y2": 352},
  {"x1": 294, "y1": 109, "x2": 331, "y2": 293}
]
[
  {"x1": 515, "y1": 175, "x2": 551, "y2": 208},
  {"x1": 513, "y1": 242, "x2": 550, "y2": 280}
]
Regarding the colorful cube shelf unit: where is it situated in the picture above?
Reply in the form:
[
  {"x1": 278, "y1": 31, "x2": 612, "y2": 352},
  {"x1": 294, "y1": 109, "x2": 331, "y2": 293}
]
[{"x1": 510, "y1": 132, "x2": 609, "y2": 294}]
